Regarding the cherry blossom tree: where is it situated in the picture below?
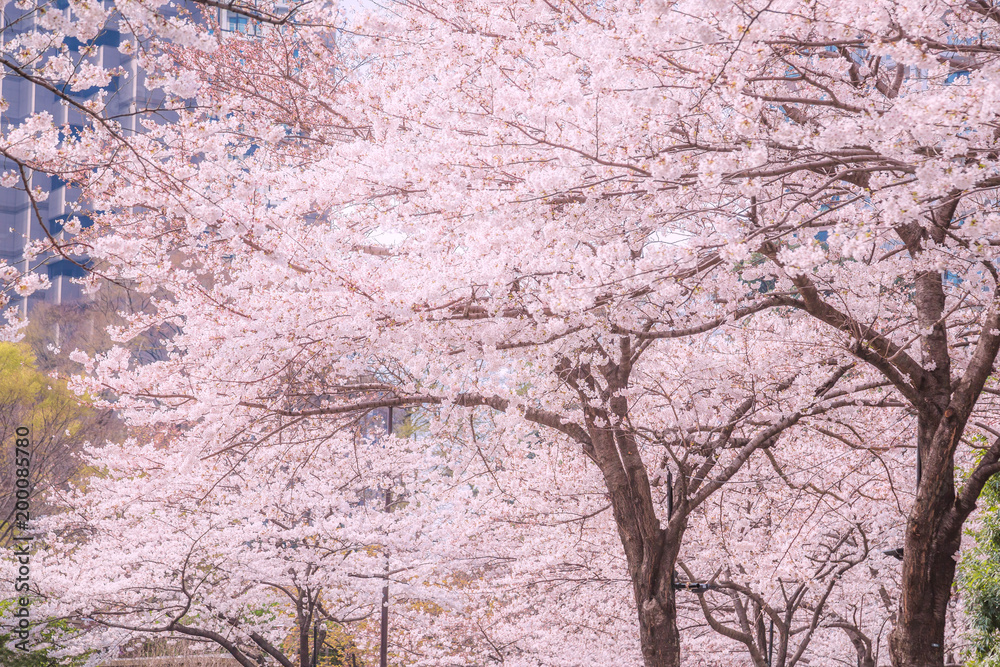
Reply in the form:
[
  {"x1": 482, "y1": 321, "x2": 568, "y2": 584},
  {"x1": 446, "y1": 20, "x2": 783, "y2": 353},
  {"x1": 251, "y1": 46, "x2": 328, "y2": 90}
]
[
  {"x1": 31, "y1": 420, "x2": 498, "y2": 667},
  {"x1": 10, "y1": 1, "x2": 1000, "y2": 666}
]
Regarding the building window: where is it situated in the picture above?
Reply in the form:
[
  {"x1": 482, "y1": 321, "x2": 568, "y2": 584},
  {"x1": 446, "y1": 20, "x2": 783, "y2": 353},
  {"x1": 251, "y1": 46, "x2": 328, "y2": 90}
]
[{"x1": 220, "y1": 9, "x2": 256, "y2": 35}]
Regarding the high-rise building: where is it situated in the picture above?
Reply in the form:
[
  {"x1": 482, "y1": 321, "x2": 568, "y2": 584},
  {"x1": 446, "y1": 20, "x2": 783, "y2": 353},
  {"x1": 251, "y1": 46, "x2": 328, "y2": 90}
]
[
  {"x1": 0, "y1": 1, "x2": 146, "y2": 315},
  {"x1": 0, "y1": 1, "x2": 243, "y2": 317}
]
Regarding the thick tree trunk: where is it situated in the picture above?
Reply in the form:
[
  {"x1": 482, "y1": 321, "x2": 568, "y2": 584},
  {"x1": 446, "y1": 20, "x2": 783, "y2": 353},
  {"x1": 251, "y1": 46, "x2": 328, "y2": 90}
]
[
  {"x1": 888, "y1": 486, "x2": 959, "y2": 667},
  {"x1": 888, "y1": 545, "x2": 955, "y2": 667},
  {"x1": 636, "y1": 589, "x2": 682, "y2": 667},
  {"x1": 587, "y1": 418, "x2": 683, "y2": 667},
  {"x1": 889, "y1": 411, "x2": 960, "y2": 667}
]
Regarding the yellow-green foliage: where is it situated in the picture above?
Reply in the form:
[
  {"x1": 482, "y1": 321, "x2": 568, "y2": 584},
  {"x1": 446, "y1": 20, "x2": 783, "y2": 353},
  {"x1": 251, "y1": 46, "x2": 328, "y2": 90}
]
[
  {"x1": 0, "y1": 343, "x2": 120, "y2": 543},
  {"x1": 0, "y1": 342, "x2": 85, "y2": 436}
]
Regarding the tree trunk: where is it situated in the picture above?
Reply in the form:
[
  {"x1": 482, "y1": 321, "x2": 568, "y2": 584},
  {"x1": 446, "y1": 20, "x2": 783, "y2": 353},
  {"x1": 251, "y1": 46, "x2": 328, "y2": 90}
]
[
  {"x1": 636, "y1": 589, "x2": 682, "y2": 667},
  {"x1": 888, "y1": 486, "x2": 959, "y2": 667},
  {"x1": 587, "y1": 418, "x2": 683, "y2": 667},
  {"x1": 299, "y1": 616, "x2": 311, "y2": 667},
  {"x1": 888, "y1": 546, "x2": 955, "y2": 667},
  {"x1": 889, "y1": 410, "x2": 960, "y2": 667}
]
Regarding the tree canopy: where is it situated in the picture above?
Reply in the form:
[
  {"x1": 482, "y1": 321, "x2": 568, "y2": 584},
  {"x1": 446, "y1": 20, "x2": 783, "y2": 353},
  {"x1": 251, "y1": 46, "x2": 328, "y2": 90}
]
[{"x1": 5, "y1": 1, "x2": 1000, "y2": 666}]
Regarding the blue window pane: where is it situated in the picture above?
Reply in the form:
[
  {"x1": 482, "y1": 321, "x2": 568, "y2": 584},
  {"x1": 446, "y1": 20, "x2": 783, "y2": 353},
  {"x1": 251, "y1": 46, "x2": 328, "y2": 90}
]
[
  {"x1": 228, "y1": 14, "x2": 250, "y2": 32},
  {"x1": 64, "y1": 29, "x2": 121, "y2": 52},
  {"x1": 47, "y1": 258, "x2": 90, "y2": 279}
]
